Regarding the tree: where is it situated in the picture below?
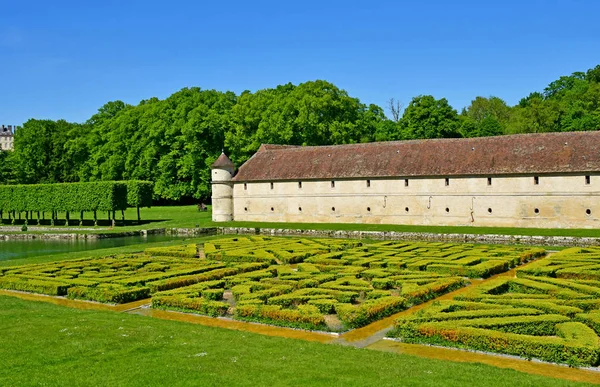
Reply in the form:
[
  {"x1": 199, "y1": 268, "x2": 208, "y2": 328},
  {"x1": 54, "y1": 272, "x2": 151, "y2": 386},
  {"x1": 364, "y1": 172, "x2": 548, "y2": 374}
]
[
  {"x1": 464, "y1": 97, "x2": 511, "y2": 126},
  {"x1": 507, "y1": 94, "x2": 561, "y2": 134},
  {"x1": 11, "y1": 119, "x2": 72, "y2": 184},
  {"x1": 543, "y1": 73, "x2": 586, "y2": 99},
  {"x1": 225, "y1": 80, "x2": 383, "y2": 163},
  {"x1": 459, "y1": 96, "x2": 510, "y2": 137},
  {"x1": 400, "y1": 95, "x2": 461, "y2": 139},
  {"x1": 0, "y1": 150, "x2": 14, "y2": 184},
  {"x1": 387, "y1": 98, "x2": 402, "y2": 122}
]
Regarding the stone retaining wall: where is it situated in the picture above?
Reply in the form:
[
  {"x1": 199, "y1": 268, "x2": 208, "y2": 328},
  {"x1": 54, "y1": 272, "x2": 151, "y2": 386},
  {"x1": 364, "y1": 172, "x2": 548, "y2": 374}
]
[
  {"x1": 0, "y1": 227, "x2": 219, "y2": 241},
  {"x1": 1, "y1": 226, "x2": 599, "y2": 247}
]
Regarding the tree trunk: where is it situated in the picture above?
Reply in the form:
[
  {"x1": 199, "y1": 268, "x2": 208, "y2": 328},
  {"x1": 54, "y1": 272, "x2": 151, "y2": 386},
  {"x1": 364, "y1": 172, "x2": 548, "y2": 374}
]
[
  {"x1": 65, "y1": 211, "x2": 69, "y2": 227},
  {"x1": 137, "y1": 206, "x2": 141, "y2": 223},
  {"x1": 94, "y1": 210, "x2": 97, "y2": 227},
  {"x1": 80, "y1": 211, "x2": 84, "y2": 226}
]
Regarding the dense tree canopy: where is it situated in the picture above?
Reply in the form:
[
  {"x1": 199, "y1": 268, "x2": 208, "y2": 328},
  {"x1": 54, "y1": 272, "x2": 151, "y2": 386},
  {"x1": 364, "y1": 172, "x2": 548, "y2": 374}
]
[
  {"x1": 400, "y1": 95, "x2": 460, "y2": 139},
  {"x1": 225, "y1": 80, "x2": 385, "y2": 164},
  {"x1": 3, "y1": 65, "x2": 599, "y2": 202}
]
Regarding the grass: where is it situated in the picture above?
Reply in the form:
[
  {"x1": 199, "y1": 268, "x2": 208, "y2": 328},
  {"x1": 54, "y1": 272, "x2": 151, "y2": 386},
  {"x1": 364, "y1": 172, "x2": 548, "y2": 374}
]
[
  {"x1": 0, "y1": 295, "x2": 592, "y2": 387},
  {"x1": 3, "y1": 205, "x2": 600, "y2": 238}
]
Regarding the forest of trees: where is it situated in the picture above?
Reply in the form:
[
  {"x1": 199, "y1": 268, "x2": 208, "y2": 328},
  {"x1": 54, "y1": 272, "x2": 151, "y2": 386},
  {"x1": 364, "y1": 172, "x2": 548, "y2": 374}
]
[{"x1": 1, "y1": 65, "x2": 599, "y2": 202}]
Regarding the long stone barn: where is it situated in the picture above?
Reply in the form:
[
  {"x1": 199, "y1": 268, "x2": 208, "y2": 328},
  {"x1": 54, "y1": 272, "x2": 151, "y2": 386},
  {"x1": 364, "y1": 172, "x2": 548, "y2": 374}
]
[{"x1": 210, "y1": 131, "x2": 600, "y2": 229}]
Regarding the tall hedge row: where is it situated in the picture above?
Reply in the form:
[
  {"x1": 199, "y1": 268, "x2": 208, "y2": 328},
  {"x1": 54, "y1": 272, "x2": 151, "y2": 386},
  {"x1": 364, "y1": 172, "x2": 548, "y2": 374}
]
[
  {"x1": 126, "y1": 180, "x2": 154, "y2": 221},
  {"x1": 0, "y1": 181, "x2": 153, "y2": 213},
  {"x1": 126, "y1": 181, "x2": 154, "y2": 208}
]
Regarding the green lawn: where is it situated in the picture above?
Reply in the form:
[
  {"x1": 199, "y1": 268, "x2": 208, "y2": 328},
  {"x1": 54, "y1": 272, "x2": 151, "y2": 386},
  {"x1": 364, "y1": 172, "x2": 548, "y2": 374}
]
[
  {"x1": 0, "y1": 295, "x2": 591, "y2": 387},
  {"x1": 3, "y1": 205, "x2": 600, "y2": 238}
]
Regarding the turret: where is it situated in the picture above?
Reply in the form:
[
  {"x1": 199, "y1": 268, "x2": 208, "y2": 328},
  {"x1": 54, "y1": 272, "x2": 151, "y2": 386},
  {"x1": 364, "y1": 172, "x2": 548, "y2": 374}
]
[{"x1": 210, "y1": 152, "x2": 235, "y2": 222}]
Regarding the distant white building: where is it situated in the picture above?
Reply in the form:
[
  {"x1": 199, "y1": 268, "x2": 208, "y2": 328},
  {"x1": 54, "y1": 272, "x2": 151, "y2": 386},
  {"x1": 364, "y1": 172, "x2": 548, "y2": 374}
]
[
  {"x1": 0, "y1": 125, "x2": 14, "y2": 151},
  {"x1": 211, "y1": 132, "x2": 600, "y2": 229}
]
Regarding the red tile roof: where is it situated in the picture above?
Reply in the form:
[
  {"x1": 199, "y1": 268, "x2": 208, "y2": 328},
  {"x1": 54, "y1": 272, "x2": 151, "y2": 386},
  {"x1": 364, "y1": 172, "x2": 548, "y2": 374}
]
[
  {"x1": 232, "y1": 131, "x2": 600, "y2": 181},
  {"x1": 211, "y1": 152, "x2": 235, "y2": 169}
]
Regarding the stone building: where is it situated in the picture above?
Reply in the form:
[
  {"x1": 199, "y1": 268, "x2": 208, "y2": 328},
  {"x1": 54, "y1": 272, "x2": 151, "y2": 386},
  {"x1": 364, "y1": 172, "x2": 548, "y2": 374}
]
[
  {"x1": 0, "y1": 125, "x2": 14, "y2": 151},
  {"x1": 211, "y1": 131, "x2": 600, "y2": 229}
]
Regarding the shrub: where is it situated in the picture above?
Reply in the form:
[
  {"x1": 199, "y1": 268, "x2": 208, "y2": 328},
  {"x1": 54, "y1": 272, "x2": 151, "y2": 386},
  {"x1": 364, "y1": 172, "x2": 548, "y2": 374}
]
[
  {"x1": 147, "y1": 268, "x2": 239, "y2": 293},
  {"x1": 67, "y1": 285, "x2": 150, "y2": 304},
  {"x1": 307, "y1": 299, "x2": 338, "y2": 314},
  {"x1": 336, "y1": 296, "x2": 407, "y2": 329},
  {"x1": 390, "y1": 321, "x2": 599, "y2": 367},
  {"x1": 0, "y1": 276, "x2": 70, "y2": 296},
  {"x1": 234, "y1": 304, "x2": 327, "y2": 331},
  {"x1": 145, "y1": 244, "x2": 198, "y2": 258},
  {"x1": 152, "y1": 295, "x2": 229, "y2": 317}
]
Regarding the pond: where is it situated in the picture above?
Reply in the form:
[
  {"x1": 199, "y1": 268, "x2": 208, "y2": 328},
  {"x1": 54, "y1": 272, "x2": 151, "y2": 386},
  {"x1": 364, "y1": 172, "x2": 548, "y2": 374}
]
[{"x1": 0, "y1": 234, "x2": 189, "y2": 262}]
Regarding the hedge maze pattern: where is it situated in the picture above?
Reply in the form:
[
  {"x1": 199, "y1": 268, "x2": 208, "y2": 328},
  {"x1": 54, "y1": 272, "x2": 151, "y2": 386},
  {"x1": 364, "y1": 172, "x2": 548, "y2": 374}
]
[
  {"x1": 389, "y1": 247, "x2": 600, "y2": 367},
  {"x1": 155, "y1": 237, "x2": 543, "y2": 331},
  {"x1": 0, "y1": 237, "x2": 546, "y2": 334}
]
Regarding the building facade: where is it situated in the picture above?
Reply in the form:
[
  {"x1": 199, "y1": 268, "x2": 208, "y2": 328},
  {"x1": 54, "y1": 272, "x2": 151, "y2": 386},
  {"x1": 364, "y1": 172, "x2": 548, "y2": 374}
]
[
  {"x1": 211, "y1": 132, "x2": 600, "y2": 229},
  {"x1": 0, "y1": 125, "x2": 15, "y2": 151}
]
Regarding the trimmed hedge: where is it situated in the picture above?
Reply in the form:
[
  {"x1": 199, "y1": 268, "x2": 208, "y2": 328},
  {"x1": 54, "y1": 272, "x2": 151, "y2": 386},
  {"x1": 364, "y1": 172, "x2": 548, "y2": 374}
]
[
  {"x1": 235, "y1": 304, "x2": 327, "y2": 331},
  {"x1": 67, "y1": 285, "x2": 150, "y2": 304},
  {"x1": 145, "y1": 244, "x2": 198, "y2": 258},
  {"x1": 152, "y1": 294, "x2": 229, "y2": 317},
  {"x1": 391, "y1": 321, "x2": 599, "y2": 367},
  {"x1": 126, "y1": 180, "x2": 153, "y2": 208},
  {"x1": 336, "y1": 296, "x2": 407, "y2": 329},
  {"x1": 0, "y1": 181, "x2": 128, "y2": 212}
]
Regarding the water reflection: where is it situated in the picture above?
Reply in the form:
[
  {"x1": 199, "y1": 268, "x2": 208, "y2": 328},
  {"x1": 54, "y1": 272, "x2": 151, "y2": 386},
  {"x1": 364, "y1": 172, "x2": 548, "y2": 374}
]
[{"x1": 0, "y1": 234, "x2": 189, "y2": 261}]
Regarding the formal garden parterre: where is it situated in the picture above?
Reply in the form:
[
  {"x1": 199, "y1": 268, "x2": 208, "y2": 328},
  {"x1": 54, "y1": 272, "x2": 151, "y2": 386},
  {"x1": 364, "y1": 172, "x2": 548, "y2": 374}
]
[
  {"x1": 388, "y1": 247, "x2": 600, "y2": 367},
  {"x1": 0, "y1": 236, "x2": 545, "y2": 332},
  {"x1": 5, "y1": 236, "x2": 600, "y2": 367}
]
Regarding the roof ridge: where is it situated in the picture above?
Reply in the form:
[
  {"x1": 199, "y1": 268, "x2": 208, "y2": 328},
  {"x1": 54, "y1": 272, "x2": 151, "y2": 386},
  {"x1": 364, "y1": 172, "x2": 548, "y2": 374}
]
[{"x1": 256, "y1": 131, "x2": 600, "y2": 152}]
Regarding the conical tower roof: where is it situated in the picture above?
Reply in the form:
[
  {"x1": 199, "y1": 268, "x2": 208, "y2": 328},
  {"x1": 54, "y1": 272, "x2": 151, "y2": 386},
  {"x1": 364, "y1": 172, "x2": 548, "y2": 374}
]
[{"x1": 211, "y1": 152, "x2": 235, "y2": 169}]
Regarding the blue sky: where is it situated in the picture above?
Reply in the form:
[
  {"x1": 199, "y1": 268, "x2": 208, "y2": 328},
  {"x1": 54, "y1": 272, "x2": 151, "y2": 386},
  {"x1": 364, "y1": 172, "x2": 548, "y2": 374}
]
[{"x1": 1, "y1": 0, "x2": 599, "y2": 125}]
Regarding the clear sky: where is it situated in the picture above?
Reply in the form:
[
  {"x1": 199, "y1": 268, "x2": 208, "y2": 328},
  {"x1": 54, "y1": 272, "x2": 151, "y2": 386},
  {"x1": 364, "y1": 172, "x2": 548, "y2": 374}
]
[{"x1": 1, "y1": 0, "x2": 599, "y2": 125}]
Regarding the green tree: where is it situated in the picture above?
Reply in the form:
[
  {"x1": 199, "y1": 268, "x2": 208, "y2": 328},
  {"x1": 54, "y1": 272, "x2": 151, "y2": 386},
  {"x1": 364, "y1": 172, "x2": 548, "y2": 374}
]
[
  {"x1": 225, "y1": 80, "x2": 383, "y2": 163},
  {"x1": 11, "y1": 119, "x2": 72, "y2": 184},
  {"x1": 459, "y1": 96, "x2": 510, "y2": 137},
  {"x1": 0, "y1": 150, "x2": 14, "y2": 184},
  {"x1": 507, "y1": 94, "x2": 561, "y2": 133},
  {"x1": 400, "y1": 95, "x2": 461, "y2": 139}
]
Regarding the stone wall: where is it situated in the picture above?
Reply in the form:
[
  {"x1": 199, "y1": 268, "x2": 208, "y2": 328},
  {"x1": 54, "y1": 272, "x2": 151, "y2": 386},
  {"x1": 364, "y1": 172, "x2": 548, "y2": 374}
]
[
  {"x1": 230, "y1": 174, "x2": 600, "y2": 229},
  {"x1": 2, "y1": 226, "x2": 598, "y2": 247}
]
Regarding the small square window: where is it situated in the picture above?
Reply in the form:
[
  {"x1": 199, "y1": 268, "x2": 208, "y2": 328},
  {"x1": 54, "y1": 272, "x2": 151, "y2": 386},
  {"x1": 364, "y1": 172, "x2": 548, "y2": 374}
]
[
  {"x1": 585, "y1": 175, "x2": 591, "y2": 185},
  {"x1": 534, "y1": 176, "x2": 539, "y2": 185},
  {"x1": 270, "y1": 182, "x2": 274, "y2": 190},
  {"x1": 445, "y1": 178, "x2": 449, "y2": 186},
  {"x1": 366, "y1": 180, "x2": 371, "y2": 188},
  {"x1": 404, "y1": 179, "x2": 409, "y2": 187},
  {"x1": 487, "y1": 177, "x2": 492, "y2": 186},
  {"x1": 298, "y1": 181, "x2": 302, "y2": 189},
  {"x1": 331, "y1": 181, "x2": 335, "y2": 188}
]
